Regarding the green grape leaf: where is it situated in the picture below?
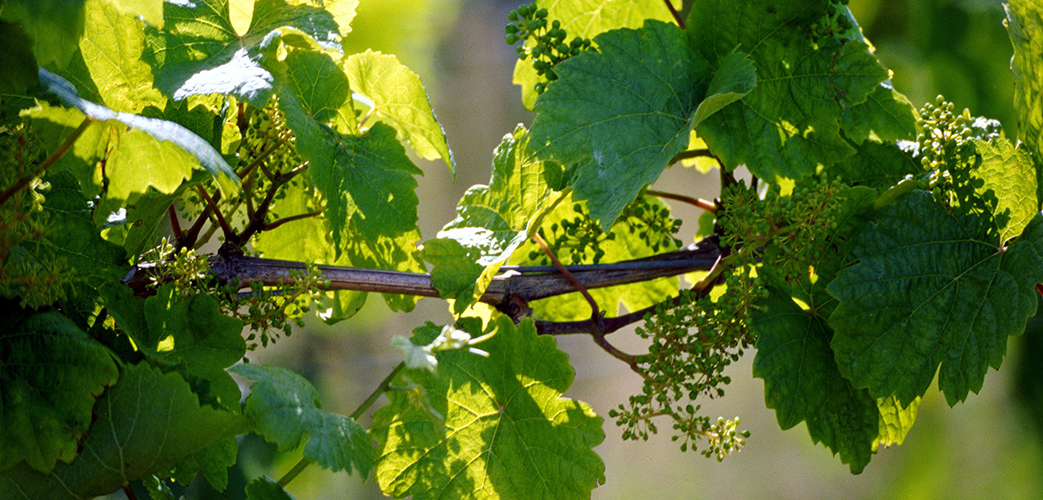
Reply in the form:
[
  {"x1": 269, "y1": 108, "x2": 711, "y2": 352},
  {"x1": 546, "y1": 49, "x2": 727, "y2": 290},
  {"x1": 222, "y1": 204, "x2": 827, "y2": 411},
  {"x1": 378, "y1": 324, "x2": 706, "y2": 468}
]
[
  {"x1": 687, "y1": 1, "x2": 889, "y2": 179},
  {"x1": 0, "y1": 362, "x2": 245, "y2": 500},
  {"x1": 0, "y1": 22, "x2": 39, "y2": 93},
  {"x1": 38, "y1": 68, "x2": 240, "y2": 196},
  {"x1": 512, "y1": 0, "x2": 676, "y2": 109},
  {"x1": 78, "y1": 0, "x2": 166, "y2": 113},
  {"x1": 343, "y1": 223, "x2": 426, "y2": 312},
  {"x1": 692, "y1": 49, "x2": 757, "y2": 127},
  {"x1": 874, "y1": 396, "x2": 920, "y2": 451},
  {"x1": 0, "y1": 312, "x2": 118, "y2": 473},
  {"x1": 372, "y1": 316, "x2": 605, "y2": 499},
  {"x1": 829, "y1": 140, "x2": 920, "y2": 191},
  {"x1": 827, "y1": 191, "x2": 1043, "y2": 406},
  {"x1": 102, "y1": 283, "x2": 245, "y2": 411},
  {"x1": 0, "y1": 0, "x2": 86, "y2": 68},
  {"x1": 841, "y1": 84, "x2": 919, "y2": 145},
  {"x1": 344, "y1": 49, "x2": 455, "y2": 170},
  {"x1": 752, "y1": 289, "x2": 879, "y2": 474},
  {"x1": 245, "y1": 476, "x2": 296, "y2": 500},
  {"x1": 165, "y1": 435, "x2": 238, "y2": 491},
  {"x1": 530, "y1": 20, "x2": 708, "y2": 229},
  {"x1": 275, "y1": 58, "x2": 422, "y2": 253},
  {"x1": 686, "y1": 0, "x2": 828, "y2": 67},
  {"x1": 424, "y1": 126, "x2": 556, "y2": 311},
  {"x1": 971, "y1": 137, "x2": 1039, "y2": 241},
  {"x1": 230, "y1": 364, "x2": 373, "y2": 476},
  {"x1": 277, "y1": 45, "x2": 355, "y2": 132},
  {"x1": 143, "y1": 0, "x2": 347, "y2": 106},
  {"x1": 1006, "y1": 0, "x2": 1043, "y2": 188}
]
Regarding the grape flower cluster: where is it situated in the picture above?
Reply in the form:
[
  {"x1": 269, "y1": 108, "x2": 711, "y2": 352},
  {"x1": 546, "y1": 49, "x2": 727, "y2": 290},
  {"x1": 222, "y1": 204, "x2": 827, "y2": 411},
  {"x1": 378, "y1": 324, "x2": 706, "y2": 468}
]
[
  {"x1": 915, "y1": 96, "x2": 1003, "y2": 208},
  {"x1": 505, "y1": 3, "x2": 592, "y2": 95}
]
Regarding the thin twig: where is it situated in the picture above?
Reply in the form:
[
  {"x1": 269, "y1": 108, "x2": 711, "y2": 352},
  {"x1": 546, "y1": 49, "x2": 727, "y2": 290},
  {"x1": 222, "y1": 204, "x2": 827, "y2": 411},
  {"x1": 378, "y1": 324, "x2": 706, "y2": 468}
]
[
  {"x1": 122, "y1": 484, "x2": 139, "y2": 500},
  {"x1": 0, "y1": 117, "x2": 93, "y2": 206},
  {"x1": 264, "y1": 211, "x2": 322, "y2": 231},
  {"x1": 533, "y1": 233, "x2": 641, "y2": 370},
  {"x1": 533, "y1": 233, "x2": 599, "y2": 319},
  {"x1": 645, "y1": 189, "x2": 717, "y2": 213},
  {"x1": 168, "y1": 205, "x2": 183, "y2": 241},
  {"x1": 195, "y1": 186, "x2": 234, "y2": 239},
  {"x1": 669, "y1": 148, "x2": 713, "y2": 165},
  {"x1": 664, "y1": 0, "x2": 685, "y2": 28},
  {"x1": 352, "y1": 363, "x2": 405, "y2": 420}
]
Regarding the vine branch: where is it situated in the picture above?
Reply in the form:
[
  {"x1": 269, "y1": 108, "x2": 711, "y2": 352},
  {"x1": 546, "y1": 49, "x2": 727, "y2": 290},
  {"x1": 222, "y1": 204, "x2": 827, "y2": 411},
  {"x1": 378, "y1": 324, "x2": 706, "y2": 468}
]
[{"x1": 664, "y1": 0, "x2": 685, "y2": 28}]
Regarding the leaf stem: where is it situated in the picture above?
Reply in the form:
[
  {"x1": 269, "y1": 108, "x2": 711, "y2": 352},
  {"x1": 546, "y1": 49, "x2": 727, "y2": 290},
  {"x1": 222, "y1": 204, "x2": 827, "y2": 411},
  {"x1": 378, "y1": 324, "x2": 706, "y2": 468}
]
[
  {"x1": 168, "y1": 205, "x2": 183, "y2": 241},
  {"x1": 0, "y1": 117, "x2": 93, "y2": 206},
  {"x1": 351, "y1": 362, "x2": 405, "y2": 420},
  {"x1": 264, "y1": 211, "x2": 322, "y2": 231},
  {"x1": 196, "y1": 186, "x2": 234, "y2": 239},
  {"x1": 122, "y1": 484, "x2": 139, "y2": 500},
  {"x1": 277, "y1": 457, "x2": 312, "y2": 487},
  {"x1": 664, "y1": 0, "x2": 685, "y2": 28},
  {"x1": 668, "y1": 148, "x2": 713, "y2": 165},
  {"x1": 645, "y1": 189, "x2": 716, "y2": 212}
]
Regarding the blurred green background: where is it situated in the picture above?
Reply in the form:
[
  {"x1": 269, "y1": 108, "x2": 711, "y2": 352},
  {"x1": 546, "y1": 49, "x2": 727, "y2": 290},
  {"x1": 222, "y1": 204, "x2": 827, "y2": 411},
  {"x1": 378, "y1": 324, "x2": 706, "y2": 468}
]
[{"x1": 131, "y1": 0, "x2": 1043, "y2": 498}]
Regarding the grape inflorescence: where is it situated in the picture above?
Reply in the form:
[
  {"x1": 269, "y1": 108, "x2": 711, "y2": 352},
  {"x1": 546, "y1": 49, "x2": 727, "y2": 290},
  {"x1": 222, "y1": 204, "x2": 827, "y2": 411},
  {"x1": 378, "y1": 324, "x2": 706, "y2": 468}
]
[{"x1": 505, "y1": 3, "x2": 592, "y2": 95}]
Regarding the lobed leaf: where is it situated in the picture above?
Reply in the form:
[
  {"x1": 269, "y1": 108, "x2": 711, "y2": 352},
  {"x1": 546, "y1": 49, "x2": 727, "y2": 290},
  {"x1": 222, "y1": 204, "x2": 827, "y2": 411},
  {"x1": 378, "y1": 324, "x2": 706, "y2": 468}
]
[
  {"x1": 345, "y1": 50, "x2": 455, "y2": 170},
  {"x1": 372, "y1": 316, "x2": 605, "y2": 500},
  {"x1": 840, "y1": 84, "x2": 919, "y2": 145},
  {"x1": 1006, "y1": 0, "x2": 1043, "y2": 200},
  {"x1": 424, "y1": 126, "x2": 555, "y2": 311},
  {"x1": 230, "y1": 364, "x2": 373, "y2": 477},
  {"x1": 530, "y1": 20, "x2": 707, "y2": 229},
  {"x1": 751, "y1": 289, "x2": 879, "y2": 474},
  {"x1": 827, "y1": 191, "x2": 1043, "y2": 406},
  {"x1": 144, "y1": 0, "x2": 350, "y2": 106},
  {"x1": 38, "y1": 68, "x2": 240, "y2": 196},
  {"x1": 873, "y1": 396, "x2": 920, "y2": 451},
  {"x1": 0, "y1": 362, "x2": 245, "y2": 499},
  {"x1": 687, "y1": 0, "x2": 888, "y2": 179},
  {"x1": 0, "y1": 312, "x2": 119, "y2": 473},
  {"x1": 512, "y1": 0, "x2": 676, "y2": 109}
]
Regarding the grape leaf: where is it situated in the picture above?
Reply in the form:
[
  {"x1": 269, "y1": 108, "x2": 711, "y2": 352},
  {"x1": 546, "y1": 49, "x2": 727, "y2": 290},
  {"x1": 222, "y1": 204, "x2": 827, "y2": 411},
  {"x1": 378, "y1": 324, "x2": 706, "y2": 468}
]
[
  {"x1": 0, "y1": 312, "x2": 118, "y2": 473},
  {"x1": 841, "y1": 84, "x2": 919, "y2": 145},
  {"x1": 372, "y1": 316, "x2": 605, "y2": 499},
  {"x1": 344, "y1": 49, "x2": 455, "y2": 169},
  {"x1": 751, "y1": 289, "x2": 879, "y2": 474},
  {"x1": 971, "y1": 136, "x2": 1038, "y2": 241},
  {"x1": 277, "y1": 45, "x2": 355, "y2": 132},
  {"x1": 424, "y1": 126, "x2": 556, "y2": 311},
  {"x1": 245, "y1": 476, "x2": 296, "y2": 500},
  {"x1": 874, "y1": 396, "x2": 919, "y2": 451},
  {"x1": 0, "y1": 0, "x2": 86, "y2": 68},
  {"x1": 692, "y1": 49, "x2": 756, "y2": 127},
  {"x1": 38, "y1": 68, "x2": 240, "y2": 196},
  {"x1": 0, "y1": 362, "x2": 245, "y2": 500},
  {"x1": 829, "y1": 140, "x2": 920, "y2": 191},
  {"x1": 165, "y1": 435, "x2": 238, "y2": 491},
  {"x1": 78, "y1": 0, "x2": 166, "y2": 113},
  {"x1": 827, "y1": 191, "x2": 1043, "y2": 406},
  {"x1": 230, "y1": 363, "x2": 373, "y2": 477},
  {"x1": 24, "y1": 102, "x2": 110, "y2": 198},
  {"x1": 530, "y1": 20, "x2": 708, "y2": 229},
  {"x1": 143, "y1": 0, "x2": 349, "y2": 106},
  {"x1": 273, "y1": 55, "x2": 423, "y2": 254},
  {"x1": 1006, "y1": 0, "x2": 1043, "y2": 189},
  {"x1": 687, "y1": 1, "x2": 889, "y2": 179},
  {"x1": 512, "y1": 0, "x2": 676, "y2": 109},
  {"x1": 0, "y1": 21, "x2": 39, "y2": 93}
]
